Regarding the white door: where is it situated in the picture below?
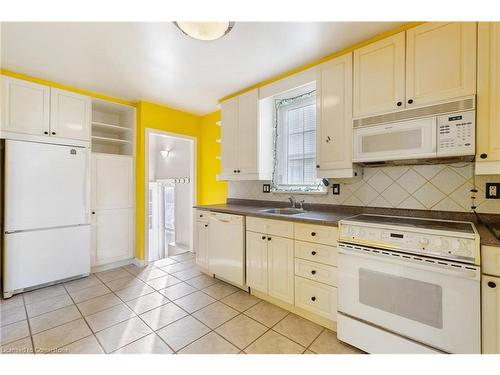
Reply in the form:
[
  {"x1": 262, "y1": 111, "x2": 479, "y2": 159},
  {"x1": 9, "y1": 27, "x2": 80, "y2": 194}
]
[
  {"x1": 91, "y1": 153, "x2": 133, "y2": 209},
  {"x1": 93, "y1": 208, "x2": 134, "y2": 266},
  {"x1": 220, "y1": 96, "x2": 239, "y2": 177},
  {"x1": 246, "y1": 231, "x2": 268, "y2": 293},
  {"x1": 268, "y1": 236, "x2": 294, "y2": 304},
  {"x1": 195, "y1": 221, "x2": 209, "y2": 270},
  {"x1": 237, "y1": 89, "x2": 259, "y2": 175},
  {"x1": 316, "y1": 53, "x2": 354, "y2": 176},
  {"x1": 482, "y1": 275, "x2": 500, "y2": 353},
  {"x1": 50, "y1": 88, "x2": 91, "y2": 141},
  {"x1": 5, "y1": 140, "x2": 89, "y2": 232},
  {"x1": 406, "y1": 22, "x2": 477, "y2": 107},
  {"x1": 1, "y1": 76, "x2": 50, "y2": 136},
  {"x1": 148, "y1": 182, "x2": 160, "y2": 262},
  {"x1": 353, "y1": 32, "x2": 406, "y2": 117}
]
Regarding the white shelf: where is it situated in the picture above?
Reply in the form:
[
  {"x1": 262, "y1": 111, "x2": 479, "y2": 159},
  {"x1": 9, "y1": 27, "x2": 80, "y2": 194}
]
[
  {"x1": 216, "y1": 138, "x2": 221, "y2": 143},
  {"x1": 92, "y1": 121, "x2": 131, "y2": 132},
  {"x1": 92, "y1": 135, "x2": 131, "y2": 145},
  {"x1": 216, "y1": 121, "x2": 221, "y2": 127},
  {"x1": 216, "y1": 156, "x2": 221, "y2": 160}
]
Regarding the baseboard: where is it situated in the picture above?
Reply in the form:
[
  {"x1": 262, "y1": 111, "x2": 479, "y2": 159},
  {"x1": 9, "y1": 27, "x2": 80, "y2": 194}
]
[
  {"x1": 91, "y1": 258, "x2": 135, "y2": 273},
  {"x1": 133, "y1": 258, "x2": 148, "y2": 267}
]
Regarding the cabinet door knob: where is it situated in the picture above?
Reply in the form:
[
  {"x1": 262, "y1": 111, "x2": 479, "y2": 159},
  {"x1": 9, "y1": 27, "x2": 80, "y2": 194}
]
[
  {"x1": 267, "y1": 237, "x2": 271, "y2": 241},
  {"x1": 407, "y1": 99, "x2": 414, "y2": 104},
  {"x1": 44, "y1": 131, "x2": 49, "y2": 135},
  {"x1": 488, "y1": 281, "x2": 497, "y2": 288},
  {"x1": 326, "y1": 136, "x2": 331, "y2": 143},
  {"x1": 480, "y1": 153, "x2": 488, "y2": 159},
  {"x1": 397, "y1": 101, "x2": 402, "y2": 107},
  {"x1": 204, "y1": 224, "x2": 208, "y2": 228},
  {"x1": 51, "y1": 131, "x2": 56, "y2": 135},
  {"x1": 233, "y1": 170, "x2": 237, "y2": 173},
  {"x1": 311, "y1": 232, "x2": 316, "y2": 237},
  {"x1": 311, "y1": 270, "x2": 317, "y2": 275},
  {"x1": 316, "y1": 165, "x2": 320, "y2": 169},
  {"x1": 311, "y1": 296, "x2": 316, "y2": 302},
  {"x1": 237, "y1": 170, "x2": 241, "y2": 173},
  {"x1": 311, "y1": 251, "x2": 317, "y2": 256},
  {"x1": 262, "y1": 236, "x2": 266, "y2": 240},
  {"x1": 92, "y1": 211, "x2": 95, "y2": 215}
]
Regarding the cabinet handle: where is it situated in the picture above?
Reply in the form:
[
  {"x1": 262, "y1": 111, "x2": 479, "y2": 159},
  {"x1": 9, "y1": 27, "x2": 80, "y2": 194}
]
[
  {"x1": 51, "y1": 131, "x2": 56, "y2": 135},
  {"x1": 44, "y1": 131, "x2": 49, "y2": 135},
  {"x1": 204, "y1": 224, "x2": 208, "y2": 228},
  {"x1": 407, "y1": 99, "x2": 414, "y2": 104},
  {"x1": 480, "y1": 153, "x2": 488, "y2": 159},
  {"x1": 311, "y1": 251, "x2": 317, "y2": 256},
  {"x1": 237, "y1": 170, "x2": 241, "y2": 173},
  {"x1": 92, "y1": 211, "x2": 95, "y2": 215},
  {"x1": 267, "y1": 237, "x2": 271, "y2": 241},
  {"x1": 396, "y1": 101, "x2": 402, "y2": 107},
  {"x1": 311, "y1": 232, "x2": 316, "y2": 237},
  {"x1": 311, "y1": 270, "x2": 317, "y2": 275},
  {"x1": 316, "y1": 165, "x2": 320, "y2": 169},
  {"x1": 262, "y1": 236, "x2": 266, "y2": 240},
  {"x1": 233, "y1": 170, "x2": 237, "y2": 173},
  {"x1": 311, "y1": 296, "x2": 316, "y2": 302},
  {"x1": 488, "y1": 281, "x2": 497, "y2": 288},
  {"x1": 326, "y1": 136, "x2": 331, "y2": 143}
]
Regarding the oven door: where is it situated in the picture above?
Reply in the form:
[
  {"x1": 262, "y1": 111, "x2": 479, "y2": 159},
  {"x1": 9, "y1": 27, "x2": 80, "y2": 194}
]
[
  {"x1": 352, "y1": 117, "x2": 437, "y2": 162},
  {"x1": 337, "y1": 244, "x2": 480, "y2": 353}
]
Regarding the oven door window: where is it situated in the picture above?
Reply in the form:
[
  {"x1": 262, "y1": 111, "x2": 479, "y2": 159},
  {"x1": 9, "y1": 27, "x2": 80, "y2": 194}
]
[{"x1": 359, "y1": 268, "x2": 443, "y2": 329}]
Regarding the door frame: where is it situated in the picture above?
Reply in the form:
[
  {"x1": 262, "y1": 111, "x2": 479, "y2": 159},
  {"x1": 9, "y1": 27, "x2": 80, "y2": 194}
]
[{"x1": 144, "y1": 128, "x2": 197, "y2": 263}]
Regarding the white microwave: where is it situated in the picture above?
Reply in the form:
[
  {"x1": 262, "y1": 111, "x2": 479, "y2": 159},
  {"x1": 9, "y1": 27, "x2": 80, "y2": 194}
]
[{"x1": 352, "y1": 110, "x2": 475, "y2": 164}]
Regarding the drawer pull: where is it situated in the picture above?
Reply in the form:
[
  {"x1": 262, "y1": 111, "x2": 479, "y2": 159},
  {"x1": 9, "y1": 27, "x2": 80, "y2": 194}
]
[
  {"x1": 311, "y1": 232, "x2": 316, "y2": 237},
  {"x1": 311, "y1": 270, "x2": 316, "y2": 275},
  {"x1": 311, "y1": 296, "x2": 316, "y2": 302},
  {"x1": 204, "y1": 224, "x2": 208, "y2": 228},
  {"x1": 267, "y1": 237, "x2": 272, "y2": 241},
  {"x1": 488, "y1": 281, "x2": 497, "y2": 289},
  {"x1": 311, "y1": 251, "x2": 317, "y2": 256}
]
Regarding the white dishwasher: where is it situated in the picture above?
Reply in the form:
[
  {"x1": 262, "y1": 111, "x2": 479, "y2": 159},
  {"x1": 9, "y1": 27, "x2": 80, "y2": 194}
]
[{"x1": 208, "y1": 212, "x2": 245, "y2": 287}]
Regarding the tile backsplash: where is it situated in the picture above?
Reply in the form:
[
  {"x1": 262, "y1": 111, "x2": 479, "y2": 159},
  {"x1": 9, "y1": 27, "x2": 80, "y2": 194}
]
[{"x1": 228, "y1": 163, "x2": 500, "y2": 214}]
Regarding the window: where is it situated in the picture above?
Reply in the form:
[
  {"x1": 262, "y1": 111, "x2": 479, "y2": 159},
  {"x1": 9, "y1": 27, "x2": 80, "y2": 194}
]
[{"x1": 272, "y1": 88, "x2": 325, "y2": 193}]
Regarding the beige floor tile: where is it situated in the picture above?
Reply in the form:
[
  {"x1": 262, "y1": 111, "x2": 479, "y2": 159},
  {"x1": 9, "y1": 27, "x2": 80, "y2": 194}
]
[
  {"x1": 122, "y1": 264, "x2": 156, "y2": 276},
  {"x1": 135, "y1": 268, "x2": 168, "y2": 282},
  {"x1": 202, "y1": 282, "x2": 239, "y2": 300},
  {"x1": 273, "y1": 314, "x2": 323, "y2": 347},
  {"x1": 171, "y1": 268, "x2": 202, "y2": 281},
  {"x1": 244, "y1": 301, "x2": 289, "y2": 327},
  {"x1": 58, "y1": 335, "x2": 104, "y2": 354},
  {"x1": 0, "y1": 320, "x2": 30, "y2": 345},
  {"x1": 161, "y1": 261, "x2": 195, "y2": 274},
  {"x1": 146, "y1": 275, "x2": 182, "y2": 290},
  {"x1": 174, "y1": 291, "x2": 216, "y2": 313},
  {"x1": 0, "y1": 294, "x2": 24, "y2": 311},
  {"x1": 192, "y1": 302, "x2": 239, "y2": 329},
  {"x1": 0, "y1": 336, "x2": 34, "y2": 354},
  {"x1": 68, "y1": 284, "x2": 111, "y2": 304},
  {"x1": 95, "y1": 268, "x2": 131, "y2": 283},
  {"x1": 32, "y1": 318, "x2": 91, "y2": 353},
  {"x1": 220, "y1": 291, "x2": 260, "y2": 312},
  {"x1": 126, "y1": 292, "x2": 169, "y2": 315},
  {"x1": 185, "y1": 274, "x2": 219, "y2": 289},
  {"x1": 113, "y1": 333, "x2": 173, "y2": 354},
  {"x1": 304, "y1": 350, "x2": 316, "y2": 354},
  {"x1": 156, "y1": 315, "x2": 210, "y2": 351},
  {"x1": 309, "y1": 329, "x2": 362, "y2": 354},
  {"x1": 23, "y1": 284, "x2": 67, "y2": 305},
  {"x1": 77, "y1": 293, "x2": 123, "y2": 316},
  {"x1": 170, "y1": 252, "x2": 195, "y2": 262},
  {"x1": 25, "y1": 293, "x2": 74, "y2": 318},
  {"x1": 179, "y1": 332, "x2": 239, "y2": 354},
  {"x1": 245, "y1": 330, "x2": 305, "y2": 354},
  {"x1": 104, "y1": 275, "x2": 145, "y2": 291},
  {"x1": 29, "y1": 305, "x2": 82, "y2": 334},
  {"x1": 115, "y1": 283, "x2": 155, "y2": 302},
  {"x1": 215, "y1": 314, "x2": 267, "y2": 350},
  {"x1": 96, "y1": 316, "x2": 152, "y2": 353},
  {"x1": 139, "y1": 303, "x2": 188, "y2": 330},
  {"x1": 85, "y1": 304, "x2": 135, "y2": 332},
  {"x1": 1, "y1": 304, "x2": 27, "y2": 327},
  {"x1": 64, "y1": 275, "x2": 103, "y2": 293},
  {"x1": 159, "y1": 282, "x2": 197, "y2": 300},
  {"x1": 153, "y1": 258, "x2": 177, "y2": 267}
]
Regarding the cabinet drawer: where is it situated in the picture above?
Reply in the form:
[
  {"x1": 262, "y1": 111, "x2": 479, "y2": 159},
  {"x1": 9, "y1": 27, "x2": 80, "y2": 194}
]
[
  {"x1": 294, "y1": 223, "x2": 338, "y2": 245},
  {"x1": 295, "y1": 258, "x2": 337, "y2": 287},
  {"x1": 295, "y1": 240, "x2": 337, "y2": 266},
  {"x1": 294, "y1": 276, "x2": 337, "y2": 321},
  {"x1": 482, "y1": 246, "x2": 500, "y2": 277},
  {"x1": 246, "y1": 216, "x2": 294, "y2": 238},
  {"x1": 196, "y1": 210, "x2": 209, "y2": 223}
]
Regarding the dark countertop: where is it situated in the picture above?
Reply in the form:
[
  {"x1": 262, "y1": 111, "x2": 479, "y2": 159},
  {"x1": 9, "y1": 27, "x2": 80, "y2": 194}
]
[{"x1": 194, "y1": 199, "x2": 500, "y2": 248}]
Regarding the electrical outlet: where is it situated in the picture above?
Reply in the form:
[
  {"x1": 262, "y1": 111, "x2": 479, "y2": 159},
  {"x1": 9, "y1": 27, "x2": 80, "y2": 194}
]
[
  {"x1": 486, "y1": 183, "x2": 500, "y2": 199},
  {"x1": 332, "y1": 184, "x2": 340, "y2": 195},
  {"x1": 262, "y1": 184, "x2": 271, "y2": 193}
]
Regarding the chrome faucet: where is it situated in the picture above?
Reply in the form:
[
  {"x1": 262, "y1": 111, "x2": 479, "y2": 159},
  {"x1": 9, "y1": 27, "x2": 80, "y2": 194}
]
[
  {"x1": 288, "y1": 196, "x2": 297, "y2": 208},
  {"x1": 297, "y1": 199, "x2": 305, "y2": 210}
]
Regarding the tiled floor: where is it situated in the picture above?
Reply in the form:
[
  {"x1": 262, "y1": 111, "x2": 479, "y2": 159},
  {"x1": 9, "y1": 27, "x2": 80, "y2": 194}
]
[{"x1": 0, "y1": 252, "x2": 362, "y2": 354}]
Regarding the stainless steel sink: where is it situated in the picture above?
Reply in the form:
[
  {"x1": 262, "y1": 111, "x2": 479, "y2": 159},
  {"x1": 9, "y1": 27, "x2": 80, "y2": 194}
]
[{"x1": 260, "y1": 208, "x2": 305, "y2": 215}]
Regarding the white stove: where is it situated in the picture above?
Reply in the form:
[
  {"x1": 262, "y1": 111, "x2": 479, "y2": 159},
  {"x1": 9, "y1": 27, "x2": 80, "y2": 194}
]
[{"x1": 336, "y1": 214, "x2": 481, "y2": 354}]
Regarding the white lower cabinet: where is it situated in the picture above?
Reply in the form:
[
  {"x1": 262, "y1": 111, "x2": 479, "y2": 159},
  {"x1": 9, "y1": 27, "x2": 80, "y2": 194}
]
[
  {"x1": 482, "y1": 274, "x2": 500, "y2": 353},
  {"x1": 295, "y1": 276, "x2": 338, "y2": 321},
  {"x1": 246, "y1": 231, "x2": 269, "y2": 293},
  {"x1": 267, "y1": 236, "x2": 294, "y2": 304}
]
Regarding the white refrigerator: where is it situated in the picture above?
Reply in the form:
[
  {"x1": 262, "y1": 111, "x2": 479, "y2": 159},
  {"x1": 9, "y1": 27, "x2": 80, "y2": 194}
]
[{"x1": 2, "y1": 140, "x2": 91, "y2": 298}]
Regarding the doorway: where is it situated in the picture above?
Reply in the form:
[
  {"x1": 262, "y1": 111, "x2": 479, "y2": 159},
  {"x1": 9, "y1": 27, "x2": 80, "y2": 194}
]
[{"x1": 146, "y1": 130, "x2": 196, "y2": 262}]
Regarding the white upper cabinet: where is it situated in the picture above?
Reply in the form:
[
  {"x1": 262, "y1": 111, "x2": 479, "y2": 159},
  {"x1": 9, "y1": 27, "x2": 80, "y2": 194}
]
[
  {"x1": 237, "y1": 89, "x2": 259, "y2": 175},
  {"x1": 353, "y1": 32, "x2": 406, "y2": 117},
  {"x1": 50, "y1": 88, "x2": 91, "y2": 141},
  {"x1": 220, "y1": 96, "x2": 239, "y2": 176},
  {"x1": 1, "y1": 76, "x2": 50, "y2": 136},
  {"x1": 316, "y1": 53, "x2": 360, "y2": 178},
  {"x1": 406, "y1": 22, "x2": 477, "y2": 107}
]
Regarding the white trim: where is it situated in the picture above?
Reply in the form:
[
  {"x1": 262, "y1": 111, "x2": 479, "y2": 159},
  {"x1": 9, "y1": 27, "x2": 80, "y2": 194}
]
[
  {"x1": 259, "y1": 67, "x2": 317, "y2": 99},
  {"x1": 144, "y1": 128, "x2": 197, "y2": 263},
  {"x1": 91, "y1": 257, "x2": 134, "y2": 273}
]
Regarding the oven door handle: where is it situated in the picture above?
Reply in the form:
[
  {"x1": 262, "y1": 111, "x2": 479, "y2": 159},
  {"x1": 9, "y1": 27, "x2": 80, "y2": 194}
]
[{"x1": 338, "y1": 244, "x2": 480, "y2": 280}]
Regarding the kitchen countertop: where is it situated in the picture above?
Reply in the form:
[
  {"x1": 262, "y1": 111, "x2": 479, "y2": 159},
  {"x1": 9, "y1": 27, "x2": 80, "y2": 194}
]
[{"x1": 195, "y1": 199, "x2": 500, "y2": 248}]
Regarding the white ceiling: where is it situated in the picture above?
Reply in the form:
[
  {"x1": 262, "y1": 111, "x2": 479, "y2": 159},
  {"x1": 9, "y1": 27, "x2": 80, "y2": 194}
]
[{"x1": 1, "y1": 22, "x2": 402, "y2": 114}]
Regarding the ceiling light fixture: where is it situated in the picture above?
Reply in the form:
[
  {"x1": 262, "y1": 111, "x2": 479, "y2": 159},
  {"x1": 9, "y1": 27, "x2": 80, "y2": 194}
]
[{"x1": 174, "y1": 22, "x2": 235, "y2": 41}]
